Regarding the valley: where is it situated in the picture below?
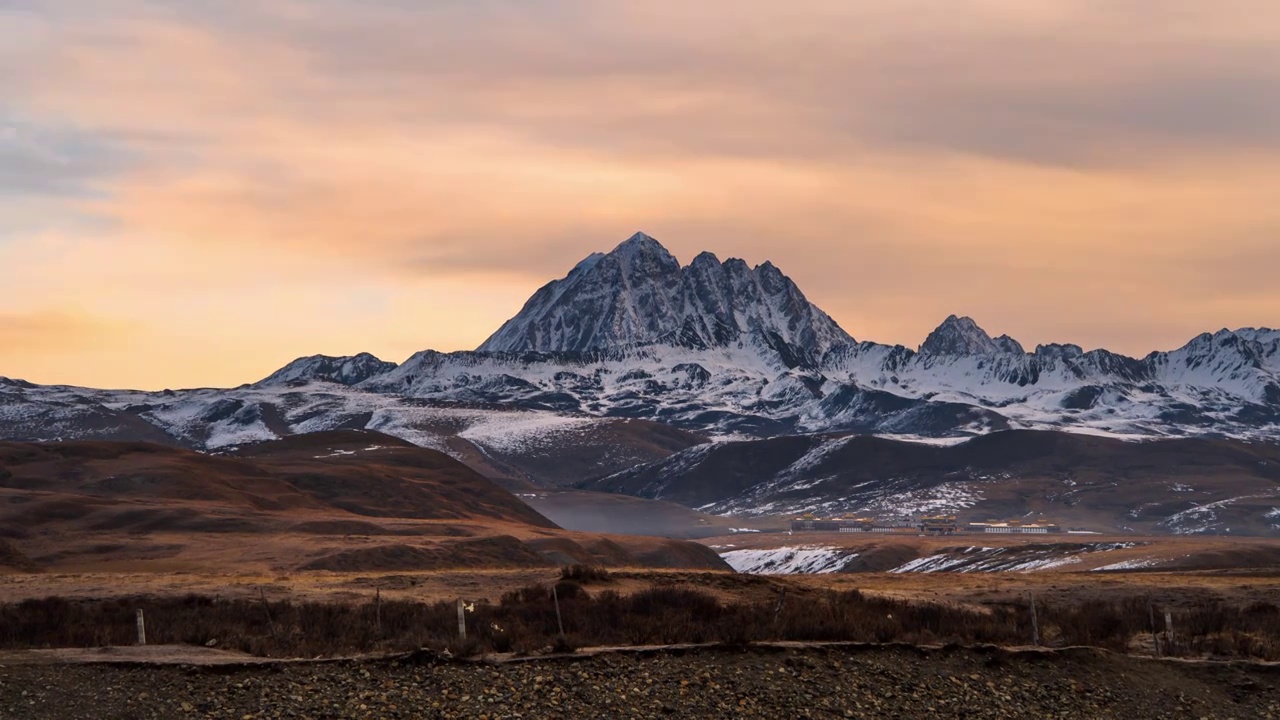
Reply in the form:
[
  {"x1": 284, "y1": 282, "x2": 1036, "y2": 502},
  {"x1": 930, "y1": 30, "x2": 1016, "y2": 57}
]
[
  {"x1": 1, "y1": 232, "x2": 1278, "y2": 702},
  {"x1": 9, "y1": 0, "x2": 1280, "y2": 711}
]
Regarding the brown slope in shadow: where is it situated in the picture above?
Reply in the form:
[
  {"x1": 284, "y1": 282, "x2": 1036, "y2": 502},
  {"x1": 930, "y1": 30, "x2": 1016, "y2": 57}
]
[{"x1": 0, "y1": 430, "x2": 730, "y2": 573}]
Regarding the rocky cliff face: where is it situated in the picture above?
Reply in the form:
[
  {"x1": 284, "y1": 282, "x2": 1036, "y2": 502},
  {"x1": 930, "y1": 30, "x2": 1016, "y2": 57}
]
[{"x1": 478, "y1": 232, "x2": 853, "y2": 358}]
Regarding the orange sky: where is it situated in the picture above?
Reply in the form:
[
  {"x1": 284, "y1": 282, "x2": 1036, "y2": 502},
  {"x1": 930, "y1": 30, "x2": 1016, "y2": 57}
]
[{"x1": 2, "y1": 1, "x2": 1279, "y2": 390}]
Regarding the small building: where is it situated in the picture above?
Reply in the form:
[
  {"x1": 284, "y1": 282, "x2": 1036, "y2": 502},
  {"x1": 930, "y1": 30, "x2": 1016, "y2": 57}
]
[
  {"x1": 790, "y1": 516, "x2": 918, "y2": 533},
  {"x1": 919, "y1": 515, "x2": 959, "y2": 534}
]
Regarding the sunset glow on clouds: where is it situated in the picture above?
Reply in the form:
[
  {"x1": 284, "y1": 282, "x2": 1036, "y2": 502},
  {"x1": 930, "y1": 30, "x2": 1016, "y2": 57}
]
[{"x1": 2, "y1": 1, "x2": 1279, "y2": 389}]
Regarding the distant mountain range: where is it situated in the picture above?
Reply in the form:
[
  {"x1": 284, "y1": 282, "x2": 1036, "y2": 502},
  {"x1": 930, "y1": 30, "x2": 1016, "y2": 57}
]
[
  {"x1": 2, "y1": 231, "x2": 1278, "y2": 525},
  {"x1": 586, "y1": 429, "x2": 1280, "y2": 535}
]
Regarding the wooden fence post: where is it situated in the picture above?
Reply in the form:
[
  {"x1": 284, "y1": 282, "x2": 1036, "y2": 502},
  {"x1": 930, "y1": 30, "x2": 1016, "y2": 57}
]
[
  {"x1": 457, "y1": 598, "x2": 466, "y2": 640},
  {"x1": 553, "y1": 585, "x2": 565, "y2": 637},
  {"x1": 136, "y1": 609, "x2": 146, "y2": 646},
  {"x1": 1149, "y1": 599, "x2": 1160, "y2": 657},
  {"x1": 1029, "y1": 593, "x2": 1039, "y2": 646},
  {"x1": 375, "y1": 587, "x2": 382, "y2": 635},
  {"x1": 1164, "y1": 611, "x2": 1174, "y2": 653},
  {"x1": 259, "y1": 588, "x2": 276, "y2": 636}
]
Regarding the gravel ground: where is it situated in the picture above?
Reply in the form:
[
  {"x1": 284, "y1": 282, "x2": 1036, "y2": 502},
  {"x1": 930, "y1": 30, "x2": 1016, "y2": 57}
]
[{"x1": 1, "y1": 645, "x2": 1277, "y2": 719}]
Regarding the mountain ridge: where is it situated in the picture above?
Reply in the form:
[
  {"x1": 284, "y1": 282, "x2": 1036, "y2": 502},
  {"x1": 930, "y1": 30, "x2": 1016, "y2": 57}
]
[
  {"x1": 1, "y1": 232, "x2": 1278, "y2": 478},
  {"x1": 583, "y1": 428, "x2": 1280, "y2": 535}
]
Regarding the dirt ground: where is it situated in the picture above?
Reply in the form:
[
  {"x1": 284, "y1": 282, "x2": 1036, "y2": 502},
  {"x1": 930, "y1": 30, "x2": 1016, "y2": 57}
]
[{"x1": 0, "y1": 644, "x2": 1276, "y2": 719}]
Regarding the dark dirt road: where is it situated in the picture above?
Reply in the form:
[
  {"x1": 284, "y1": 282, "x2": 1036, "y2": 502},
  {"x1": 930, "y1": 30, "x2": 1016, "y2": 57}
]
[{"x1": 1, "y1": 644, "x2": 1276, "y2": 719}]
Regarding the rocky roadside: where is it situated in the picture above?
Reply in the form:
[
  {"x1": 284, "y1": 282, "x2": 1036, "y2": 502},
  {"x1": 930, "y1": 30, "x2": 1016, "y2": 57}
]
[{"x1": 0, "y1": 645, "x2": 1276, "y2": 719}]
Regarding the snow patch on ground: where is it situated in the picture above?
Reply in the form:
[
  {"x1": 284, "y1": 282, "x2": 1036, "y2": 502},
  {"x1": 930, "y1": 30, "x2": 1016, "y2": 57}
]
[
  {"x1": 1159, "y1": 494, "x2": 1280, "y2": 534},
  {"x1": 890, "y1": 543, "x2": 1139, "y2": 574},
  {"x1": 707, "y1": 478, "x2": 983, "y2": 518},
  {"x1": 873, "y1": 434, "x2": 974, "y2": 447},
  {"x1": 720, "y1": 546, "x2": 856, "y2": 574},
  {"x1": 457, "y1": 413, "x2": 597, "y2": 453},
  {"x1": 1092, "y1": 558, "x2": 1162, "y2": 571},
  {"x1": 858, "y1": 482, "x2": 981, "y2": 516}
]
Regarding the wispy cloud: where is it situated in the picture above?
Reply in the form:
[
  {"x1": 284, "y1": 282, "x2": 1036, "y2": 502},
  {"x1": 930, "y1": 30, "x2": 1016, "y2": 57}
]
[{"x1": 1, "y1": 0, "x2": 1278, "y2": 387}]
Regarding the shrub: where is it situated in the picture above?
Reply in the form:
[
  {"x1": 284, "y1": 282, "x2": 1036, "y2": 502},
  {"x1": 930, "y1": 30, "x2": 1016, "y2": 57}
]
[
  {"x1": 1, "y1": 588, "x2": 1275, "y2": 661},
  {"x1": 560, "y1": 565, "x2": 612, "y2": 583}
]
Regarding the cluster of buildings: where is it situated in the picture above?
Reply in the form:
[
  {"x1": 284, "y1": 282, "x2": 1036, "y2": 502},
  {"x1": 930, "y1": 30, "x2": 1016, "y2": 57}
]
[{"x1": 789, "y1": 514, "x2": 1063, "y2": 535}]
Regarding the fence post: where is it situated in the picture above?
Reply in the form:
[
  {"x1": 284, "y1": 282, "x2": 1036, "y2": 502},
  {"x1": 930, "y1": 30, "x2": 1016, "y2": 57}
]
[
  {"x1": 1148, "y1": 599, "x2": 1160, "y2": 657},
  {"x1": 136, "y1": 609, "x2": 146, "y2": 646},
  {"x1": 375, "y1": 588, "x2": 382, "y2": 635},
  {"x1": 552, "y1": 585, "x2": 565, "y2": 637},
  {"x1": 259, "y1": 588, "x2": 276, "y2": 636},
  {"x1": 1164, "y1": 611, "x2": 1174, "y2": 653},
  {"x1": 457, "y1": 598, "x2": 467, "y2": 640},
  {"x1": 1028, "y1": 593, "x2": 1039, "y2": 646}
]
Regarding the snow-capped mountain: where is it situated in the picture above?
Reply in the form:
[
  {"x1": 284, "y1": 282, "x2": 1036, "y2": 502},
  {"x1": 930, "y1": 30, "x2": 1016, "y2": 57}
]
[
  {"x1": 259, "y1": 352, "x2": 397, "y2": 387},
  {"x1": 919, "y1": 315, "x2": 1024, "y2": 356},
  {"x1": 1, "y1": 231, "x2": 1278, "y2": 471},
  {"x1": 478, "y1": 232, "x2": 852, "y2": 359}
]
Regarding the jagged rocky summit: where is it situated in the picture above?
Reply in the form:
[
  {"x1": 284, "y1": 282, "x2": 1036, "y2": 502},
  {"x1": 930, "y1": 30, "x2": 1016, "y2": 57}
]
[{"x1": 478, "y1": 232, "x2": 851, "y2": 357}]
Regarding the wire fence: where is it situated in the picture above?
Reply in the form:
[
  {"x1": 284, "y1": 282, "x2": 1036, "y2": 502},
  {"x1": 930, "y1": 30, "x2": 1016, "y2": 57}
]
[{"x1": 1, "y1": 570, "x2": 1276, "y2": 661}]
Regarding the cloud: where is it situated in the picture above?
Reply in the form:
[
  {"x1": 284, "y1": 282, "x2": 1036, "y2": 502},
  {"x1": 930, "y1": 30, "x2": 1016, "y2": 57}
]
[
  {"x1": 0, "y1": 118, "x2": 131, "y2": 198},
  {"x1": 0, "y1": 309, "x2": 131, "y2": 352},
  {"x1": 1, "y1": 0, "x2": 1279, "y2": 386}
]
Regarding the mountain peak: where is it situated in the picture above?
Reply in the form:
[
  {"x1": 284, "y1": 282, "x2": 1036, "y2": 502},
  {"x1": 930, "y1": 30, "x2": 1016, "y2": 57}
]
[
  {"x1": 259, "y1": 352, "x2": 396, "y2": 387},
  {"x1": 993, "y1": 334, "x2": 1026, "y2": 355},
  {"x1": 612, "y1": 231, "x2": 668, "y2": 255},
  {"x1": 919, "y1": 316, "x2": 1016, "y2": 356},
  {"x1": 690, "y1": 250, "x2": 721, "y2": 267},
  {"x1": 476, "y1": 232, "x2": 853, "y2": 355},
  {"x1": 606, "y1": 231, "x2": 680, "y2": 277}
]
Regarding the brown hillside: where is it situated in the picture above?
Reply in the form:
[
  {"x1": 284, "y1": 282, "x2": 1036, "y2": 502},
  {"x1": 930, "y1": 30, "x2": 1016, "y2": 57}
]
[
  {"x1": 0, "y1": 430, "x2": 555, "y2": 529},
  {"x1": 0, "y1": 431, "x2": 730, "y2": 573},
  {"x1": 0, "y1": 539, "x2": 36, "y2": 572}
]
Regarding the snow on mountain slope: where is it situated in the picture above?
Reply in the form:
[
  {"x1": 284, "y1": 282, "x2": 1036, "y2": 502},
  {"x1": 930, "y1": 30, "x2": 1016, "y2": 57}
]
[
  {"x1": 591, "y1": 430, "x2": 1280, "y2": 533},
  {"x1": 818, "y1": 318, "x2": 1280, "y2": 439},
  {"x1": 359, "y1": 339, "x2": 831, "y2": 436},
  {"x1": 887, "y1": 543, "x2": 1139, "y2": 574},
  {"x1": 1, "y1": 231, "x2": 1278, "y2": 468},
  {"x1": 257, "y1": 352, "x2": 397, "y2": 387},
  {"x1": 1150, "y1": 329, "x2": 1280, "y2": 401},
  {"x1": 720, "y1": 545, "x2": 858, "y2": 574},
  {"x1": 0, "y1": 379, "x2": 702, "y2": 488},
  {"x1": 478, "y1": 232, "x2": 852, "y2": 357}
]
